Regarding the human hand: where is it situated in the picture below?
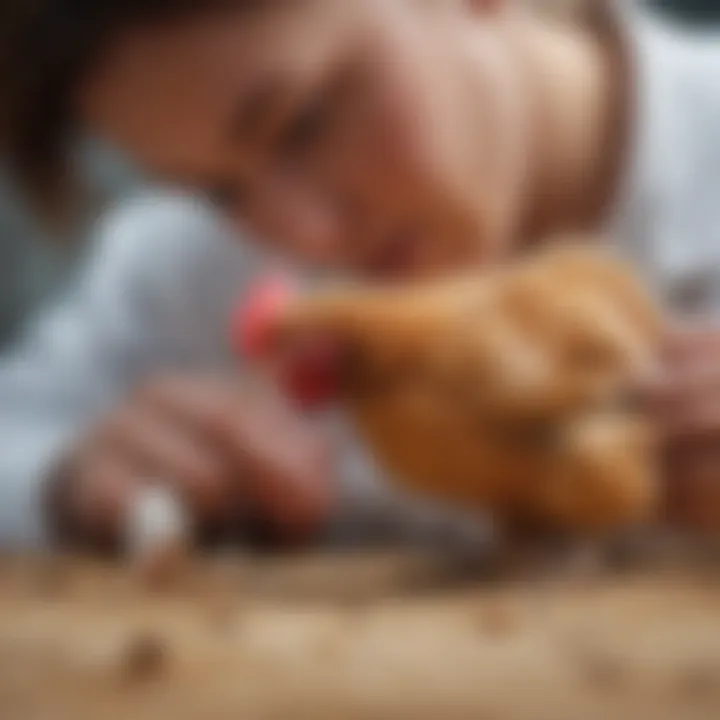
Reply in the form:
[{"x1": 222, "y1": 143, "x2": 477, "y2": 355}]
[
  {"x1": 45, "y1": 374, "x2": 334, "y2": 552},
  {"x1": 643, "y1": 324, "x2": 720, "y2": 533}
]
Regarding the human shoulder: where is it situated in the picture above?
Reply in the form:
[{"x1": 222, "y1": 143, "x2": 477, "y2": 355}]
[
  {"x1": 91, "y1": 190, "x2": 243, "y2": 276},
  {"x1": 84, "y1": 190, "x2": 268, "y2": 301},
  {"x1": 607, "y1": 5, "x2": 720, "y2": 307}
]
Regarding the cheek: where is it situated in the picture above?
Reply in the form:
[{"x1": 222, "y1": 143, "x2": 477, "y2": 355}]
[
  {"x1": 371, "y1": 88, "x2": 444, "y2": 192},
  {"x1": 342, "y1": 58, "x2": 490, "y2": 213},
  {"x1": 469, "y1": 50, "x2": 529, "y2": 205},
  {"x1": 320, "y1": 72, "x2": 461, "y2": 233},
  {"x1": 360, "y1": 60, "x2": 517, "y2": 260},
  {"x1": 399, "y1": 40, "x2": 530, "y2": 262},
  {"x1": 365, "y1": 62, "x2": 459, "y2": 195},
  {"x1": 317, "y1": 81, "x2": 430, "y2": 206},
  {"x1": 308, "y1": 29, "x2": 456, "y2": 210}
]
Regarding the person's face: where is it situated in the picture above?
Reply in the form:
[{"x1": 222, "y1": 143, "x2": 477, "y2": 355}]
[{"x1": 82, "y1": 0, "x2": 530, "y2": 279}]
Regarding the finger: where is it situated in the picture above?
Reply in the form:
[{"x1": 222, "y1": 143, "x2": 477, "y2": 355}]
[
  {"x1": 643, "y1": 363, "x2": 720, "y2": 414},
  {"x1": 137, "y1": 375, "x2": 247, "y2": 451},
  {"x1": 662, "y1": 396, "x2": 720, "y2": 440},
  {"x1": 247, "y1": 445, "x2": 334, "y2": 542},
  {"x1": 647, "y1": 359, "x2": 720, "y2": 437},
  {"x1": 103, "y1": 406, "x2": 231, "y2": 523},
  {"x1": 135, "y1": 376, "x2": 269, "y2": 528},
  {"x1": 219, "y1": 379, "x2": 336, "y2": 542},
  {"x1": 73, "y1": 451, "x2": 142, "y2": 550},
  {"x1": 228, "y1": 404, "x2": 335, "y2": 541},
  {"x1": 664, "y1": 323, "x2": 720, "y2": 365},
  {"x1": 141, "y1": 374, "x2": 335, "y2": 540},
  {"x1": 663, "y1": 448, "x2": 720, "y2": 533}
]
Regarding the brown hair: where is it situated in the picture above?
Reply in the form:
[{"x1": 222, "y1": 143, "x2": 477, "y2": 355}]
[{"x1": 0, "y1": 0, "x2": 260, "y2": 225}]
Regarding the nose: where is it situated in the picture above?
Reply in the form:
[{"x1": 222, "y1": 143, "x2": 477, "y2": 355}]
[{"x1": 248, "y1": 171, "x2": 346, "y2": 265}]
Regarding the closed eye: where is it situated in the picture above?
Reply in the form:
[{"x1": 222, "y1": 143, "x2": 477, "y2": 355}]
[
  {"x1": 277, "y1": 58, "x2": 360, "y2": 161},
  {"x1": 279, "y1": 95, "x2": 329, "y2": 158}
]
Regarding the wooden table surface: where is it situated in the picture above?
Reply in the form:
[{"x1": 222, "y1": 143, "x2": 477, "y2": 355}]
[{"x1": 0, "y1": 550, "x2": 718, "y2": 720}]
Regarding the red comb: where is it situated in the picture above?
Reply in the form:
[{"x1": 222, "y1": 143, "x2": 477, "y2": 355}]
[
  {"x1": 231, "y1": 273, "x2": 294, "y2": 360},
  {"x1": 231, "y1": 273, "x2": 343, "y2": 409}
]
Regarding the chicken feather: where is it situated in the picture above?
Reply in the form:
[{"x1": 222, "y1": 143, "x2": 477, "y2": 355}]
[{"x1": 240, "y1": 243, "x2": 664, "y2": 532}]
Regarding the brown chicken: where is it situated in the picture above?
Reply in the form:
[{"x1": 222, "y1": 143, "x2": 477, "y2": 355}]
[{"x1": 236, "y1": 244, "x2": 664, "y2": 532}]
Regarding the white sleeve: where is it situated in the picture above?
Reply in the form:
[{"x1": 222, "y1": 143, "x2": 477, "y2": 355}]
[{"x1": 0, "y1": 192, "x2": 255, "y2": 549}]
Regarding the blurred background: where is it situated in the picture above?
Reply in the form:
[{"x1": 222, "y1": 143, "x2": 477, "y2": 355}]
[
  {"x1": 0, "y1": 147, "x2": 138, "y2": 349},
  {"x1": 0, "y1": 0, "x2": 717, "y2": 352}
]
